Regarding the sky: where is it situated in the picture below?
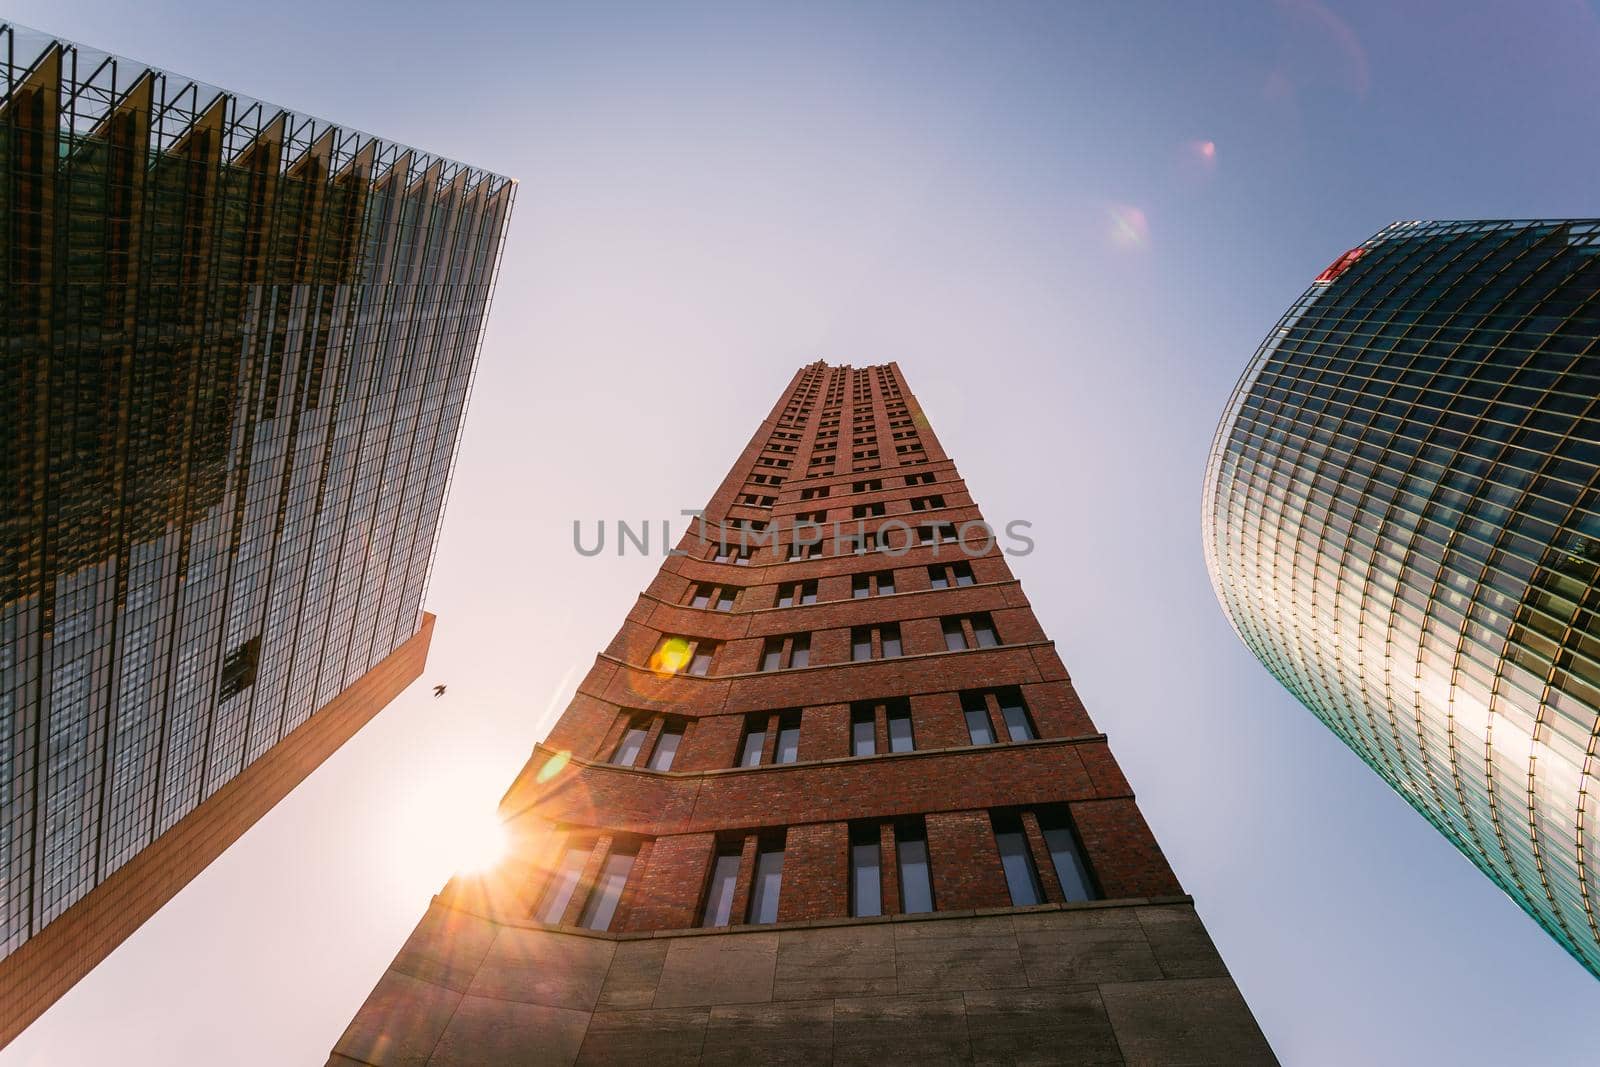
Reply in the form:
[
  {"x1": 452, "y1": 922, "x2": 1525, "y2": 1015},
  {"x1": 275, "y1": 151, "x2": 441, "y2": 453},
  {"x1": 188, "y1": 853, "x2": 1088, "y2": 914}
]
[{"x1": 6, "y1": 1, "x2": 1600, "y2": 1064}]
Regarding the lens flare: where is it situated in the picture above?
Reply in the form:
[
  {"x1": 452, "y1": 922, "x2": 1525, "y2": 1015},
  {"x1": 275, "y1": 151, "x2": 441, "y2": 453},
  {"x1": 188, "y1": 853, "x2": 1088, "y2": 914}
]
[
  {"x1": 1107, "y1": 205, "x2": 1149, "y2": 249},
  {"x1": 451, "y1": 812, "x2": 509, "y2": 875},
  {"x1": 648, "y1": 636, "x2": 692, "y2": 675},
  {"x1": 535, "y1": 748, "x2": 571, "y2": 783}
]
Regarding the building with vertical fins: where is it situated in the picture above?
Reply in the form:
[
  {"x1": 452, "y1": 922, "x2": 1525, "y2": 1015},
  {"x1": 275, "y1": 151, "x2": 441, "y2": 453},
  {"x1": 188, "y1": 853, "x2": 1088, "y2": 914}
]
[
  {"x1": 333, "y1": 362, "x2": 1273, "y2": 1065},
  {"x1": 1204, "y1": 220, "x2": 1600, "y2": 978},
  {"x1": 0, "y1": 23, "x2": 512, "y2": 1045}
]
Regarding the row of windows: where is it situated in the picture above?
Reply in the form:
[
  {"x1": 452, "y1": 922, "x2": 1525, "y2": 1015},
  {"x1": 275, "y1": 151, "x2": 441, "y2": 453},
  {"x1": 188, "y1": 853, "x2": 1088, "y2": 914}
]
[
  {"x1": 705, "y1": 521, "x2": 980, "y2": 565},
  {"x1": 745, "y1": 469, "x2": 938, "y2": 507},
  {"x1": 608, "y1": 687, "x2": 1040, "y2": 772},
  {"x1": 647, "y1": 613, "x2": 1003, "y2": 676},
  {"x1": 532, "y1": 806, "x2": 1096, "y2": 935}
]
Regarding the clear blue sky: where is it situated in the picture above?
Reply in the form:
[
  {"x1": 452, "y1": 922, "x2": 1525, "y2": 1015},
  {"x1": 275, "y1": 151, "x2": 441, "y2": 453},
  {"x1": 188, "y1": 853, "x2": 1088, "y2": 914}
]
[{"x1": 6, "y1": 2, "x2": 1600, "y2": 1064}]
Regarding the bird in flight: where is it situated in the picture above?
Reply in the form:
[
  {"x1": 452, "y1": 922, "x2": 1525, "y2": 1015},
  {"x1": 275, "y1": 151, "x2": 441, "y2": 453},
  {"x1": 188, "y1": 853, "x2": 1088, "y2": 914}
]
[{"x1": 433, "y1": 684, "x2": 447, "y2": 698}]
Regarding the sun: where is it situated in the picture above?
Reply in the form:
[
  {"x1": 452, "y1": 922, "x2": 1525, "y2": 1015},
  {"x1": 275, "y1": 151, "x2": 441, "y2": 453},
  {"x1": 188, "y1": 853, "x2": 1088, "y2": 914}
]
[{"x1": 450, "y1": 812, "x2": 509, "y2": 875}]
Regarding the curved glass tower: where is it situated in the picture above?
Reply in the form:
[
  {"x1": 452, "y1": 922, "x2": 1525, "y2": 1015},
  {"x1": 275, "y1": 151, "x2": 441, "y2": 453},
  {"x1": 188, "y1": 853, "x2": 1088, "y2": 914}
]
[{"x1": 1204, "y1": 219, "x2": 1600, "y2": 977}]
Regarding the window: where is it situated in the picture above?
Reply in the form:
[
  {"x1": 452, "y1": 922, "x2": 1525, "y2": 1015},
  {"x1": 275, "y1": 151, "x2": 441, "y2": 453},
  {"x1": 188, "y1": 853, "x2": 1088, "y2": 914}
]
[
  {"x1": 962, "y1": 692, "x2": 997, "y2": 745},
  {"x1": 775, "y1": 712, "x2": 801, "y2": 764},
  {"x1": 897, "y1": 820, "x2": 935, "y2": 914},
  {"x1": 851, "y1": 623, "x2": 902, "y2": 661},
  {"x1": 919, "y1": 522, "x2": 959, "y2": 545},
  {"x1": 760, "y1": 633, "x2": 810, "y2": 671},
  {"x1": 851, "y1": 824, "x2": 882, "y2": 917},
  {"x1": 712, "y1": 542, "x2": 754, "y2": 565},
  {"x1": 998, "y1": 688, "x2": 1037, "y2": 741},
  {"x1": 852, "y1": 501, "x2": 886, "y2": 518},
  {"x1": 702, "y1": 846, "x2": 743, "y2": 927},
  {"x1": 1040, "y1": 809, "x2": 1098, "y2": 902},
  {"x1": 851, "y1": 478, "x2": 883, "y2": 493},
  {"x1": 852, "y1": 571, "x2": 895, "y2": 598},
  {"x1": 536, "y1": 844, "x2": 590, "y2": 924},
  {"x1": 739, "y1": 717, "x2": 767, "y2": 766},
  {"x1": 909, "y1": 495, "x2": 946, "y2": 511},
  {"x1": 851, "y1": 706, "x2": 876, "y2": 756},
  {"x1": 650, "y1": 635, "x2": 717, "y2": 676},
  {"x1": 942, "y1": 614, "x2": 999, "y2": 651},
  {"x1": 690, "y1": 584, "x2": 737, "y2": 611},
  {"x1": 747, "y1": 839, "x2": 785, "y2": 924},
  {"x1": 788, "y1": 539, "x2": 823, "y2": 560},
  {"x1": 992, "y1": 813, "x2": 1044, "y2": 907},
  {"x1": 777, "y1": 580, "x2": 817, "y2": 607},
  {"x1": 647, "y1": 720, "x2": 685, "y2": 771},
  {"x1": 887, "y1": 701, "x2": 915, "y2": 752},
  {"x1": 610, "y1": 720, "x2": 649, "y2": 767},
  {"x1": 800, "y1": 485, "x2": 830, "y2": 500},
  {"x1": 952, "y1": 561, "x2": 976, "y2": 586},
  {"x1": 578, "y1": 844, "x2": 638, "y2": 931}
]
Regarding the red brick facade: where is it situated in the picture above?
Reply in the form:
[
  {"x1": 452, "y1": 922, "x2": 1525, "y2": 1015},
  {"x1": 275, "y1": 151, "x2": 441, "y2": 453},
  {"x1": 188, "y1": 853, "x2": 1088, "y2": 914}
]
[{"x1": 494, "y1": 362, "x2": 1182, "y2": 932}]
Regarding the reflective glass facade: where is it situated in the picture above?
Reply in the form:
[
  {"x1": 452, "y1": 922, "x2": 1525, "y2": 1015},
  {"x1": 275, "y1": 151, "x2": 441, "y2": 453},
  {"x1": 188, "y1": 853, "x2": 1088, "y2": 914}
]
[
  {"x1": 0, "y1": 24, "x2": 512, "y2": 962},
  {"x1": 1204, "y1": 219, "x2": 1600, "y2": 976}
]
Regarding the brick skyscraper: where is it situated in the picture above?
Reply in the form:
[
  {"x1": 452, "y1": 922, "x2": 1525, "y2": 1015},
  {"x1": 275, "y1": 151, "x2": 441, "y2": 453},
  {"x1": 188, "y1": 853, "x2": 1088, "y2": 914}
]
[
  {"x1": 334, "y1": 362, "x2": 1272, "y2": 1065},
  {"x1": 0, "y1": 24, "x2": 510, "y2": 1045}
]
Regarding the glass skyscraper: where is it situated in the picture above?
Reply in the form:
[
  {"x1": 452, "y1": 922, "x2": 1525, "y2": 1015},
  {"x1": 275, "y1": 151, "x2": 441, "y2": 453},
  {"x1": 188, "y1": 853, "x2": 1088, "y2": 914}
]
[
  {"x1": 1204, "y1": 219, "x2": 1600, "y2": 976},
  {"x1": 0, "y1": 23, "x2": 511, "y2": 1044}
]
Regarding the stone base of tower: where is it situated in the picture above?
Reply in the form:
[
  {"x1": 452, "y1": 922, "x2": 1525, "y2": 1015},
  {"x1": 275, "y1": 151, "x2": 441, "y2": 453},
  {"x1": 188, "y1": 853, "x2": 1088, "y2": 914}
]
[{"x1": 328, "y1": 894, "x2": 1274, "y2": 1066}]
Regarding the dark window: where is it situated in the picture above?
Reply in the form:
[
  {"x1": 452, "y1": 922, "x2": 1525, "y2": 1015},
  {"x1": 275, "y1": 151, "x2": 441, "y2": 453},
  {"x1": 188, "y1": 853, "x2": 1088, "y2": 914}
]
[
  {"x1": 739, "y1": 717, "x2": 767, "y2": 766},
  {"x1": 747, "y1": 839, "x2": 785, "y2": 924},
  {"x1": 852, "y1": 478, "x2": 883, "y2": 492},
  {"x1": 952, "y1": 561, "x2": 975, "y2": 586},
  {"x1": 702, "y1": 847, "x2": 743, "y2": 927},
  {"x1": 887, "y1": 702, "x2": 915, "y2": 752},
  {"x1": 1040, "y1": 809, "x2": 1098, "y2": 902},
  {"x1": 998, "y1": 689, "x2": 1037, "y2": 741},
  {"x1": 218, "y1": 636, "x2": 261, "y2": 702},
  {"x1": 852, "y1": 626, "x2": 872, "y2": 662},
  {"x1": 761, "y1": 638, "x2": 784, "y2": 672},
  {"x1": 993, "y1": 813, "x2": 1044, "y2": 906},
  {"x1": 647, "y1": 721, "x2": 684, "y2": 771},
  {"x1": 851, "y1": 706, "x2": 876, "y2": 756},
  {"x1": 775, "y1": 712, "x2": 801, "y2": 764},
  {"x1": 578, "y1": 843, "x2": 638, "y2": 931},
  {"x1": 790, "y1": 633, "x2": 810, "y2": 668},
  {"x1": 536, "y1": 845, "x2": 590, "y2": 924},
  {"x1": 928, "y1": 565, "x2": 950, "y2": 590},
  {"x1": 881, "y1": 623, "x2": 903, "y2": 658},
  {"x1": 943, "y1": 618, "x2": 969, "y2": 651},
  {"x1": 972, "y1": 613, "x2": 999, "y2": 647},
  {"x1": 897, "y1": 819, "x2": 935, "y2": 913},
  {"x1": 611, "y1": 721, "x2": 649, "y2": 767},
  {"x1": 851, "y1": 824, "x2": 883, "y2": 917},
  {"x1": 963, "y1": 692, "x2": 997, "y2": 745},
  {"x1": 852, "y1": 502, "x2": 886, "y2": 518},
  {"x1": 691, "y1": 583, "x2": 714, "y2": 609},
  {"x1": 852, "y1": 574, "x2": 872, "y2": 599}
]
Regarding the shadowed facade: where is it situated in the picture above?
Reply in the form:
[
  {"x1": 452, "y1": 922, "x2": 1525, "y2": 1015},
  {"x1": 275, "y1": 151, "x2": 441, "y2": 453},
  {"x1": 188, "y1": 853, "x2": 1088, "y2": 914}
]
[{"x1": 0, "y1": 24, "x2": 512, "y2": 1045}]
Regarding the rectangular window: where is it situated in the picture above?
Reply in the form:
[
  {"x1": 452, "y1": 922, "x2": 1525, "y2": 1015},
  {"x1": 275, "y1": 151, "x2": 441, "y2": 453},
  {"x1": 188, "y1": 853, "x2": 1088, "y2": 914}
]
[
  {"x1": 739, "y1": 717, "x2": 767, "y2": 767},
  {"x1": 852, "y1": 574, "x2": 872, "y2": 599},
  {"x1": 689, "y1": 645, "x2": 715, "y2": 675},
  {"x1": 972, "y1": 613, "x2": 999, "y2": 647},
  {"x1": 775, "y1": 712, "x2": 801, "y2": 764},
  {"x1": 653, "y1": 636, "x2": 716, "y2": 676},
  {"x1": 998, "y1": 689, "x2": 1037, "y2": 741},
  {"x1": 897, "y1": 820, "x2": 935, "y2": 914},
  {"x1": 904, "y1": 472, "x2": 935, "y2": 486},
  {"x1": 747, "y1": 840, "x2": 785, "y2": 924},
  {"x1": 647, "y1": 721, "x2": 684, "y2": 771},
  {"x1": 881, "y1": 623, "x2": 903, "y2": 658},
  {"x1": 536, "y1": 845, "x2": 589, "y2": 924},
  {"x1": 761, "y1": 638, "x2": 784, "y2": 672},
  {"x1": 610, "y1": 720, "x2": 649, "y2": 767},
  {"x1": 993, "y1": 813, "x2": 1044, "y2": 907},
  {"x1": 790, "y1": 633, "x2": 810, "y2": 668},
  {"x1": 715, "y1": 587, "x2": 737, "y2": 611},
  {"x1": 952, "y1": 561, "x2": 975, "y2": 586},
  {"x1": 943, "y1": 618, "x2": 969, "y2": 651},
  {"x1": 851, "y1": 706, "x2": 876, "y2": 756},
  {"x1": 1040, "y1": 810, "x2": 1098, "y2": 903},
  {"x1": 887, "y1": 702, "x2": 915, "y2": 752},
  {"x1": 691, "y1": 583, "x2": 714, "y2": 609},
  {"x1": 852, "y1": 502, "x2": 886, "y2": 518},
  {"x1": 963, "y1": 692, "x2": 997, "y2": 745},
  {"x1": 851, "y1": 626, "x2": 872, "y2": 662},
  {"x1": 928, "y1": 565, "x2": 949, "y2": 590},
  {"x1": 702, "y1": 847, "x2": 743, "y2": 927},
  {"x1": 578, "y1": 844, "x2": 638, "y2": 931},
  {"x1": 876, "y1": 571, "x2": 895, "y2": 596},
  {"x1": 851, "y1": 479, "x2": 883, "y2": 492},
  {"x1": 850, "y1": 825, "x2": 883, "y2": 917}
]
